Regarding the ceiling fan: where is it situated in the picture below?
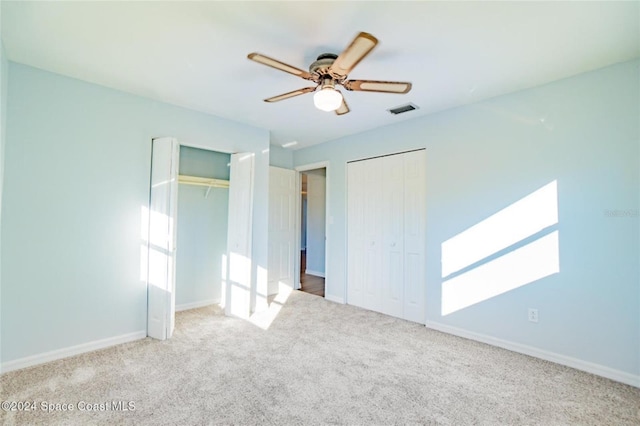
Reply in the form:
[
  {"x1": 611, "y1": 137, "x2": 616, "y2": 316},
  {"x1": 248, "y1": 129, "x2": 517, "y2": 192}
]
[{"x1": 247, "y1": 32, "x2": 412, "y2": 115}]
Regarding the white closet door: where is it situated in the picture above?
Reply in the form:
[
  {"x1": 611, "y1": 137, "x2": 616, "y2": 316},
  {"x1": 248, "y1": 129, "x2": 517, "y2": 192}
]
[
  {"x1": 381, "y1": 153, "x2": 405, "y2": 318},
  {"x1": 362, "y1": 156, "x2": 384, "y2": 313},
  {"x1": 403, "y1": 150, "x2": 426, "y2": 323},
  {"x1": 147, "y1": 137, "x2": 179, "y2": 340},
  {"x1": 226, "y1": 152, "x2": 254, "y2": 319},
  {"x1": 347, "y1": 160, "x2": 367, "y2": 308},
  {"x1": 268, "y1": 166, "x2": 296, "y2": 294},
  {"x1": 347, "y1": 150, "x2": 426, "y2": 324}
]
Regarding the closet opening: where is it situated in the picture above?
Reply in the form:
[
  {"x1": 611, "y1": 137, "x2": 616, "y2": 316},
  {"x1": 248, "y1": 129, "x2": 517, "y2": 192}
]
[
  {"x1": 146, "y1": 137, "x2": 256, "y2": 340},
  {"x1": 174, "y1": 146, "x2": 231, "y2": 313}
]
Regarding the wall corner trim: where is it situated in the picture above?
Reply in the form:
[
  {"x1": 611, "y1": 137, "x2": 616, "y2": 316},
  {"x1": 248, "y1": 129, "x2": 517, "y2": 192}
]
[
  {"x1": 425, "y1": 321, "x2": 639, "y2": 388},
  {"x1": 0, "y1": 330, "x2": 147, "y2": 375}
]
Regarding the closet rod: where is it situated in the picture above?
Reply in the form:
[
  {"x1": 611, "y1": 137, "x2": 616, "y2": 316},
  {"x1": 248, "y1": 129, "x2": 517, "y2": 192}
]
[{"x1": 178, "y1": 175, "x2": 229, "y2": 189}]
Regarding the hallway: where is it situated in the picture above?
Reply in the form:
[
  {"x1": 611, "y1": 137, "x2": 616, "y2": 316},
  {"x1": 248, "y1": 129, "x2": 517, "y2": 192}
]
[{"x1": 299, "y1": 250, "x2": 325, "y2": 297}]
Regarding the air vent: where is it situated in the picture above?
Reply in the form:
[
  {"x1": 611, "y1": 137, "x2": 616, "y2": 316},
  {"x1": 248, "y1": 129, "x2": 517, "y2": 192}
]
[{"x1": 388, "y1": 103, "x2": 419, "y2": 115}]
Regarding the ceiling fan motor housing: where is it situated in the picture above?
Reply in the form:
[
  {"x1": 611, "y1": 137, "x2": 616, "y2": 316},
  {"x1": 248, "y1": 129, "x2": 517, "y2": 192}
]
[{"x1": 309, "y1": 53, "x2": 338, "y2": 77}]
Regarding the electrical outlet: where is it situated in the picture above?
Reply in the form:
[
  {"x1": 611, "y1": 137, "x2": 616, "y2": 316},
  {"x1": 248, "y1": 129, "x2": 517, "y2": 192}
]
[{"x1": 528, "y1": 308, "x2": 539, "y2": 323}]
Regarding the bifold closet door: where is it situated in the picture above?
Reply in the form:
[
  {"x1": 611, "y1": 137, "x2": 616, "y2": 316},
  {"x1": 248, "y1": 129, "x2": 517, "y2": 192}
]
[
  {"x1": 225, "y1": 152, "x2": 255, "y2": 319},
  {"x1": 147, "y1": 137, "x2": 179, "y2": 340},
  {"x1": 347, "y1": 150, "x2": 426, "y2": 324},
  {"x1": 381, "y1": 153, "x2": 404, "y2": 319},
  {"x1": 347, "y1": 157, "x2": 384, "y2": 312},
  {"x1": 402, "y1": 150, "x2": 426, "y2": 323}
]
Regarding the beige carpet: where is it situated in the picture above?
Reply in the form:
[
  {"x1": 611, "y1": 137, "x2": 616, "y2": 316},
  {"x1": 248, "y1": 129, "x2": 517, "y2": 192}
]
[{"x1": 2, "y1": 290, "x2": 639, "y2": 425}]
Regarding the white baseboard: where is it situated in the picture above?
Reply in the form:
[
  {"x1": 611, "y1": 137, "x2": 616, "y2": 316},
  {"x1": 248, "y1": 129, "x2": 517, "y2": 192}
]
[
  {"x1": 325, "y1": 294, "x2": 344, "y2": 304},
  {"x1": 305, "y1": 269, "x2": 325, "y2": 278},
  {"x1": 175, "y1": 299, "x2": 220, "y2": 312},
  {"x1": 425, "y1": 321, "x2": 639, "y2": 388},
  {"x1": 1, "y1": 330, "x2": 147, "y2": 375}
]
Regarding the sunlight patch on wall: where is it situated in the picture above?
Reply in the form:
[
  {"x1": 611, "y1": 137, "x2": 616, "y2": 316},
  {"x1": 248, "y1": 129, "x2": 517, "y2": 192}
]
[
  {"x1": 140, "y1": 205, "x2": 173, "y2": 288},
  {"x1": 140, "y1": 206, "x2": 150, "y2": 281},
  {"x1": 442, "y1": 181, "x2": 558, "y2": 278},
  {"x1": 442, "y1": 231, "x2": 560, "y2": 315},
  {"x1": 441, "y1": 180, "x2": 559, "y2": 315},
  {"x1": 140, "y1": 245, "x2": 148, "y2": 282}
]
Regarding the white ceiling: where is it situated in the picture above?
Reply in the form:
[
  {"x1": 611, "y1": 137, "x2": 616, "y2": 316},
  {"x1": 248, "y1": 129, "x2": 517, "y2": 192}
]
[{"x1": 2, "y1": 1, "x2": 639, "y2": 150}]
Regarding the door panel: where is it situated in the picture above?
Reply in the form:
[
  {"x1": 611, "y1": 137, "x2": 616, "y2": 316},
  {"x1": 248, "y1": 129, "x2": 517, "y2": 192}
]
[
  {"x1": 146, "y1": 137, "x2": 179, "y2": 340},
  {"x1": 362, "y1": 157, "x2": 383, "y2": 312},
  {"x1": 347, "y1": 160, "x2": 367, "y2": 307},
  {"x1": 226, "y1": 153, "x2": 254, "y2": 319},
  {"x1": 403, "y1": 150, "x2": 426, "y2": 323},
  {"x1": 382, "y1": 154, "x2": 404, "y2": 318},
  {"x1": 404, "y1": 252, "x2": 424, "y2": 322},
  {"x1": 268, "y1": 167, "x2": 296, "y2": 295}
]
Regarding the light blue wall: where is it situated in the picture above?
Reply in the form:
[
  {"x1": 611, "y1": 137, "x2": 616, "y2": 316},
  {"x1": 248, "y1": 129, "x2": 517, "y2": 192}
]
[
  {"x1": 268, "y1": 144, "x2": 294, "y2": 169},
  {"x1": 175, "y1": 146, "x2": 230, "y2": 308},
  {"x1": 179, "y1": 145, "x2": 230, "y2": 180},
  {"x1": 294, "y1": 60, "x2": 639, "y2": 377},
  {"x1": 1, "y1": 63, "x2": 269, "y2": 363},
  {"x1": 0, "y1": 44, "x2": 6, "y2": 194},
  {"x1": 176, "y1": 185, "x2": 228, "y2": 307},
  {"x1": 0, "y1": 38, "x2": 8, "y2": 365}
]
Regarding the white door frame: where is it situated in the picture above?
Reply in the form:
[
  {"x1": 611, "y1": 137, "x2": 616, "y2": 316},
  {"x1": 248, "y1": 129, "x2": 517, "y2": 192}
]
[{"x1": 295, "y1": 161, "x2": 329, "y2": 292}]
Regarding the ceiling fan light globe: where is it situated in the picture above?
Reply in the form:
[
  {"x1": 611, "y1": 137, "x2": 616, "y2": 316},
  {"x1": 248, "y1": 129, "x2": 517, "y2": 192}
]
[{"x1": 313, "y1": 88, "x2": 343, "y2": 112}]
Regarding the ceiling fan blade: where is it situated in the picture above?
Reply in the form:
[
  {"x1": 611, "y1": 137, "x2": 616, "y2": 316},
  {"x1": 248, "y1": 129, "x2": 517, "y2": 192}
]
[
  {"x1": 335, "y1": 95, "x2": 350, "y2": 115},
  {"x1": 343, "y1": 80, "x2": 412, "y2": 94},
  {"x1": 248, "y1": 53, "x2": 315, "y2": 81},
  {"x1": 264, "y1": 87, "x2": 316, "y2": 103},
  {"x1": 329, "y1": 32, "x2": 378, "y2": 77}
]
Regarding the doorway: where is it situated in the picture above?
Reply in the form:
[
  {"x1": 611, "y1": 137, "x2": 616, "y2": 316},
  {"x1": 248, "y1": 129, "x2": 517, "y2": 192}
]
[{"x1": 298, "y1": 166, "x2": 327, "y2": 298}]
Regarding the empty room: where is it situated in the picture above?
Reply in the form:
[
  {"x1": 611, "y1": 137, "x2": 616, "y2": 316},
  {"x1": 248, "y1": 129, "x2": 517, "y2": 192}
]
[{"x1": 1, "y1": 2, "x2": 639, "y2": 425}]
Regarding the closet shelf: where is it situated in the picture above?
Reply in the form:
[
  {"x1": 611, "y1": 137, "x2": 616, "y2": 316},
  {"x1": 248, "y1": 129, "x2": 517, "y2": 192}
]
[{"x1": 178, "y1": 175, "x2": 229, "y2": 189}]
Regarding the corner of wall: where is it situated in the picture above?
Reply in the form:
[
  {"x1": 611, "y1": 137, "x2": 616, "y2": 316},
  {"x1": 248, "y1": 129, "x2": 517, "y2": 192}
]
[{"x1": 268, "y1": 144, "x2": 294, "y2": 169}]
